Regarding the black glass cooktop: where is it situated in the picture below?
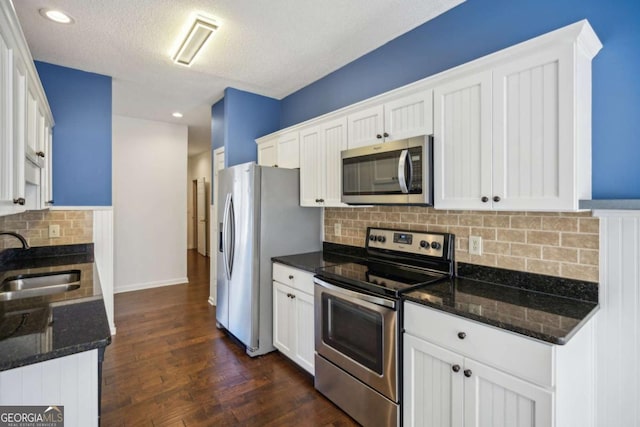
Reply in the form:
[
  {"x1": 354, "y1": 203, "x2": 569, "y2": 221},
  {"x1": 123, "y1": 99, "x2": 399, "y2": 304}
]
[{"x1": 317, "y1": 259, "x2": 448, "y2": 297}]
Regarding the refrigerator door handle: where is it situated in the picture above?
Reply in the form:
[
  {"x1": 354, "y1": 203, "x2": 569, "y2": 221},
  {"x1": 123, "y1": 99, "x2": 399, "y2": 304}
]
[
  {"x1": 228, "y1": 195, "x2": 236, "y2": 278},
  {"x1": 222, "y1": 193, "x2": 232, "y2": 281}
]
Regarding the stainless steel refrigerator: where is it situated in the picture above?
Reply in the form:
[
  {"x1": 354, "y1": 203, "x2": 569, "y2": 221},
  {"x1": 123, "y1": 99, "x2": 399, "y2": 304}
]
[{"x1": 216, "y1": 162, "x2": 322, "y2": 357}]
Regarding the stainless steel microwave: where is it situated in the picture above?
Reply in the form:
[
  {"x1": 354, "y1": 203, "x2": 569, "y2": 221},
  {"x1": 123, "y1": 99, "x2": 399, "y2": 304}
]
[{"x1": 341, "y1": 135, "x2": 433, "y2": 205}]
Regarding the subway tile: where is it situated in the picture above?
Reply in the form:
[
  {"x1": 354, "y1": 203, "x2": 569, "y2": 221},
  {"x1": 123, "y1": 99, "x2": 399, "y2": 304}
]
[
  {"x1": 561, "y1": 233, "x2": 599, "y2": 249},
  {"x1": 497, "y1": 229, "x2": 526, "y2": 243},
  {"x1": 526, "y1": 259, "x2": 560, "y2": 276},
  {"x1": 484, "y1": 240, "x2": 511, "y2": 255},
  {"x1": 511, "y1": 216, "x2": 542, "y2": 230},
  {"x1": 579, "y1": 249, "x2": 599, "y2": 266},
  {"x1": 497, "y1": 255, "x2": 526, "y2": 271},
  {"x1": 542, "y1": 217, "x2": 578, "y2": 232},
  {"x1": 526, "y1": 231, "x2": 560, "y2": 246},
  {"x1": 561, "y1": 263, "x2": 599, "y2": 282},
  {"x1": 579, "y1": 218, "x2": 600, "y2": 234},
  {"x1": 511, "y1": 243, "x2": 541, "y2": 259},
  {"x1": 469, "y1": 227, "x2": 496, "y2": 240},
  {"x1": 543, "y1": 246, "x2": 578, "y2": 263},
  {"x1": 483, "y1": 215, "x2": 510, "y2": 228},
  {"x1": 447, "y1": 226, "x2": 470, "y2": 238}
]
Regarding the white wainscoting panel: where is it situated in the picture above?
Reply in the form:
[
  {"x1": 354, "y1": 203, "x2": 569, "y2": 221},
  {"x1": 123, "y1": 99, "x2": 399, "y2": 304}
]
[
  {"x1": 0, "y1": 350, "x2": 99, "y2": 427},
  {"x1": 593, "y1": 210, "x2": 640, "y2": 427},
  {"x1": 93, "y1": 208, "x2": 115, "y2": 334}
]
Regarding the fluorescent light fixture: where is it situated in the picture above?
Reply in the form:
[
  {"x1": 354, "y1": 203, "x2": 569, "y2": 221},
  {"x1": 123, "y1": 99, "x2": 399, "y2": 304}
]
[
  {"x1": 172, "y1": 15, "x2": 219, "y2": 67},
  {"x1": 172, "y1": 112, "x2": 183, "y2": 118},
  {"x1": 39, "y1": 8, "x2": 74, "y2": 24}
]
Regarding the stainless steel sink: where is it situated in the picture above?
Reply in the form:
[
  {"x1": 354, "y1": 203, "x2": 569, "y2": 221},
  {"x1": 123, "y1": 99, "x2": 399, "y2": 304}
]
[{"x1": 0, "y1": 270, "x2": 81, "y2": 301}]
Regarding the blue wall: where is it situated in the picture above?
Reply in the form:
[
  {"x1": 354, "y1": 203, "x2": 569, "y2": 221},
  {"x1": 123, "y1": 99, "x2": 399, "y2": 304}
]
[
  {"x1": 219, "y1": 87, "x2": 281, "y2": 167},
  {"x1": 280, "y1": 0, "x2": 640, "y2": 199},
  {"x1": 35, "y1": 62, "x2": 112, "y2": 206}
]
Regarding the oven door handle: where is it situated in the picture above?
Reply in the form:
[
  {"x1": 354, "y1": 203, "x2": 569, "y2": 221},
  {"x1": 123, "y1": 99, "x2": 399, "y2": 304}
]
[{"x1": 314, "y1": 278, "x2": 396, "y2": 309}]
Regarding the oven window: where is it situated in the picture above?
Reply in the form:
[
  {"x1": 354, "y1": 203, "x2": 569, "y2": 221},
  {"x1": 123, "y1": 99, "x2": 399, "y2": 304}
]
[
  {"x1": 322, "y1": 294, "x2": 383, "y2": 374},
  {"x1": 343, "y1": 147, "x2": 423, "y2": 195}
]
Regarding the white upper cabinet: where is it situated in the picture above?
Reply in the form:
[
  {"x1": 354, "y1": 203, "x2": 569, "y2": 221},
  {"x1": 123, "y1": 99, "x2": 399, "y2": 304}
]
[
  {"x1": 434, "y1": 72, "x2": 493, "y2": 210},
  {"x1": 276, "y1": 132, "x2": 299, "y2": 169},
  {"x1": 347, "y1": 89, "x2": 433, "y2": 149},
  {"x1": 299, "y1": 117, "x2": 348, "y2": 207},
  {"x1": 257, "y1": 135, "x2": 277, "y2": 167},
  {"x1": 434, "y1": 22, "x2": 601, "y2": 211},
  {"x1": 0, "y1": 2, "x2": 54, "y2": 216},
  {"x1": 256, "y1": 130, "x2": 299, "y2": 169}
]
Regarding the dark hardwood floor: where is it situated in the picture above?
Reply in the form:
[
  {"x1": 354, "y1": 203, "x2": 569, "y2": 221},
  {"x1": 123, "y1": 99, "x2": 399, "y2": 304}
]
[{"x1": 101, "y1": 250, "x2": 358, "y2": 426}]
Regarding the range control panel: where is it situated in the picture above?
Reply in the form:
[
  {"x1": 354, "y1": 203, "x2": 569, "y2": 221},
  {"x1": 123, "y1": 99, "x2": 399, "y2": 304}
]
[{"x1": 366, "y1": 227, "x2": 447, "y2": 258}]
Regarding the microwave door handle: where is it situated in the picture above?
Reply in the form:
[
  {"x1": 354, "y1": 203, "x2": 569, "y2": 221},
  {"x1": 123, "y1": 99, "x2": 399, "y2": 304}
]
[{"x1": 398, "y1": 149, "x2": 409, "y2": 194}]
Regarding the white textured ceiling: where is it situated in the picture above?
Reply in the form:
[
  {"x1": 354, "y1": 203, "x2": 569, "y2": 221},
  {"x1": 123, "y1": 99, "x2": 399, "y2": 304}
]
[{"x1": 14, "y1": 0, "x2": 463, "y2": 155}]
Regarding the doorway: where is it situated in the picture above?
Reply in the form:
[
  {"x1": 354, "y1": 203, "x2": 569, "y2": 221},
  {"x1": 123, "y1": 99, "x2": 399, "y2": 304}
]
[{"x1": 191, "y1": 177, "x2": 207, "y2": 257}]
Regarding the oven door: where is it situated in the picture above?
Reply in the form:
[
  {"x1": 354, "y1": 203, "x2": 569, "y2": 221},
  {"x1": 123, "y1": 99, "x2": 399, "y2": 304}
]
[
  {"x1": 314, "y1": 278, "x2": 398, "y2": 402},
  {"x1": 341, "y1": 135, "x2": 432, "y2": 205}
]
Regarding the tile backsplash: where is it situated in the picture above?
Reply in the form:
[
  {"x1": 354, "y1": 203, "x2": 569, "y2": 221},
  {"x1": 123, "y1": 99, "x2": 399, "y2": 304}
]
[
  {"x1": 0, "y1": 210, "x2": 93, "y2": 250},
  {"x1": 324, "y1": 207, "x2": 599, "y2": 282}
]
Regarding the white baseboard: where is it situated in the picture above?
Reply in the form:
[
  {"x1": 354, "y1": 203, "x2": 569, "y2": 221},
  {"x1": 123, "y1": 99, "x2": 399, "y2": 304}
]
[
  {"x1": 114, "y1": 277, "x2": 189, "y2": 294},
  {"x1": 208, "y1": 296, "x2": 216, "y2": 306}
]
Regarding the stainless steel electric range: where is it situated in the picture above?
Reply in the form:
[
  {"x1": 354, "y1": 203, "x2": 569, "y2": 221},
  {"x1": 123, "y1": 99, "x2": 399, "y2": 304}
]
[{"x1": 314, "y1": 227, "x2": 455, "y2": 426}]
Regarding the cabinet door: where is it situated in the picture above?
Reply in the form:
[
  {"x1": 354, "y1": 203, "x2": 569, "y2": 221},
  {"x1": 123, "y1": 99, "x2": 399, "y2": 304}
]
[
  {"x1": 433, "y1": 72, "x2": 492, "y2": 210},
  {"x1": 404, "y1": 334, "x2": 464, "y2": 427},
  {"x1": 322, "y1": 117, "x2": 348, "y2": 207},
  {"x1": 492, "y1": 47, "x2": 574, "y2": 211},
  {"x1": 0, "y1": 30, "x2": 14, "y2": 214},
  {"x1": 25, "y1": 84, "x2": 39, "y2": 164},
  {"x1": 40, "y1": 123, "x2": 52, "y2": 207},
  {"x1": 463, "y1": 358, "x2": 552, "y2": 427},
  {"x1": 347, "y1": 104, "x2": 384, "y2": 149},
  {"x1": 257, "y1": 138, "x2": 277, "y2": 167},
  {"x1": 384, "y1": 90, "x2": 433, "y2": 141},
  {"x1": 277, "y1": 132, "x2": 300, "y2": 169},
  {"x1": 273, "y1": 281, "x2": 294, "y2": 357},
  {"x1": 293, "y1": 290, "x2": 315, "y2": 375},
  {"x1": 299, "y1": 126, "x2": 323, "y2": 206},
  {"x1": 11, "y1": 53, "x2": 26, "y2": 208}
]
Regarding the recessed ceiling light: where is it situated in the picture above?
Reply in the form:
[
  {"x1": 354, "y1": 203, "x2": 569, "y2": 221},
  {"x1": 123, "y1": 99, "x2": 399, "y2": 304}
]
[
  {"x1": 172, "y1": 112, "x2": 183, "y2": 118},
  {"x1": 172, "y1": 15, "x2": 219, "y2": 67},
  {"x1": 39, "y1": 8, "x2": 74, "y2": 24}
]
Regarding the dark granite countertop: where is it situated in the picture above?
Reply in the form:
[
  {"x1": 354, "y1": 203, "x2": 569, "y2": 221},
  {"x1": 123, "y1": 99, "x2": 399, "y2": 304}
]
[
  {"x1": 404, "y1": 263, "x2": 599, "y2": 345},
  {"x1": 0, "y1": 244, "x2": 111, "y2": 371},
  {"x1": 271, "y1": 242, "x2": 366, "y2": 273}
]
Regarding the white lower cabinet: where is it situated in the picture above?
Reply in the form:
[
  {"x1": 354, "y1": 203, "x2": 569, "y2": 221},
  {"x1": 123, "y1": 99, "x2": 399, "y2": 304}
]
[
  {"x1": 403, "y1": 302, "x2": 594, "y2": 427},
  {"x1": 272, "y1": 263, "x2": 315, "y2": 374}
]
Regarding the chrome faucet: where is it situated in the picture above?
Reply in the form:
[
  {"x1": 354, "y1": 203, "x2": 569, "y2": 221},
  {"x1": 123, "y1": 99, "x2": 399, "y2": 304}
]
[{"x1": 0, "y1": 231, "x2": 30, "y2": 250}]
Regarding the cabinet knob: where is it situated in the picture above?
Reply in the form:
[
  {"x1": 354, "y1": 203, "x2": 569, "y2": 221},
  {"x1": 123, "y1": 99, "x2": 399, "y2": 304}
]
[
  {"x1": 452, "y1": 364, "x2": 461, "y2": 373},
  {"x1": 481, "y1": 196, "x2": 489, "y2": 203},
  {"x1": 288, "y1": 275, "x2": 294, "y2": 280},
  {"x1": 383, "y1": 132, "x2": 389, "y2": 138},
  {"x1": 13, "y1": 198, "x2": 25, "y2": 205},
  {"x1": 318, "y1": 199, "x2": 324, "y2": 203},
  {"x1": 36, "y1": 151, "x2": 45, "y2": 158},
  {"x1": 457, "y1": 332, "x2": 466, "y2": 340},
  {"x1": 464, "y1": 369, "x2": 472, "y2": 378},
  {"x1": 290, "y1": 294, "x2": 296, "y2": 299},
  {"x1": 274, "y1": 164, "x2": 278, "y2": 168},
  {"x1": 493, "y1": 196, "x2": 501, "y2": 202},
  {"x1": 315, "y1": 199, "x2": 320, "y2": 203},
  {"x1": 286, "y1": 293, "x2": 292, "y2": 298},
  {"x1": 46, "y1": 200, "x2": 54, "y2": 205},
  {"x1": 376, "y1": 134, "x2": 383, "y2": 139}
]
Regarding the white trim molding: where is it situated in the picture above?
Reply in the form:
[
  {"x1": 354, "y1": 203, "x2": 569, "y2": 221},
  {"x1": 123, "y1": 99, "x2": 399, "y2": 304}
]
[
  {"x1": 114, "y1": 277, "x2": 189, "y2": 294},
  {"x1": 592, "y1": 209, "x2": 640, "y2": 427},
  {"x1": 93, "y1": 209, "x2": 115, "y2": 335}
]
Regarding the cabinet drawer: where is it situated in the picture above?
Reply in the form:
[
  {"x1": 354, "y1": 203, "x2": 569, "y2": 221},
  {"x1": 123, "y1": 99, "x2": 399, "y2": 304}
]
[
  {"x1": 273, "y1": 263, "x2": 314, "y2": 295},
  {"x1": 404, "y1": 302, "x2": 554, "y2": 388}
]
